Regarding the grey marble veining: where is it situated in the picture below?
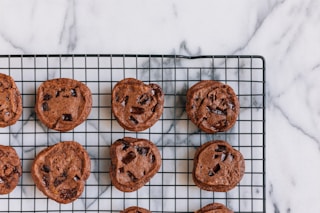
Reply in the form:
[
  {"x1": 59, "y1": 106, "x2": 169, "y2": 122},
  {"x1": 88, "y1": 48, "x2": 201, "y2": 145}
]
[{"x1": 0, "y1": 0, "x2": 319, "y2": 212}]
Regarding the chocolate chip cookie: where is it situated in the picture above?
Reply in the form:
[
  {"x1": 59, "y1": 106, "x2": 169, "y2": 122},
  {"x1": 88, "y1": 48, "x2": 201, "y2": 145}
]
[
  {"x1": 110, "y1": 137, "x2": 161, "y2": 192},
  {"x1": 186, "y1": 80, "x2": 239, "y2": 133},
  {"x1": 35, "y1": 78, "x2": 92, "y2": 132},
  {"x1": 121, "y1": 206, "x2": 151, "y2": 213},
  {"x1": 31, "y1": 141, "x2": 91, "y2": 204},
  {"x1": 0, "y1": 145, "x2": 22, "y2": 194},
  {"x1": 0, "y1": 73, "x2": 22, "y2": 127},
  {"x1": 112, "y1": 78, "x2": 164, "y2": 132},
  {"x1": 193, "y1": 140, "x2": 245, "y2": 192},
  {"x1": 195, "y1": 202, "x2": 233, "y2": 213}
]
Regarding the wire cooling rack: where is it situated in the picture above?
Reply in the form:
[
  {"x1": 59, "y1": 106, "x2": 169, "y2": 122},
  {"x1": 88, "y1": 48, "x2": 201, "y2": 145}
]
[{"x1": 0, "y1": 55, "x2": 265, "y2": 213}]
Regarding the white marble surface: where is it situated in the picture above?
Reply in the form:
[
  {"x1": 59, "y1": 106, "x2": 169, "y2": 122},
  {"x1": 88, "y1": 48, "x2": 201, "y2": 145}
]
[{"x1": 0, "y1": 0, "x2": 319, "y2": 212}]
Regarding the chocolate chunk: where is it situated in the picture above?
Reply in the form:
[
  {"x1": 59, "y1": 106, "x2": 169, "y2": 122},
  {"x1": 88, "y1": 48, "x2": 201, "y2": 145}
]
[
  {"x1": 70, "y1": 89, "x2": 77, "y2": 97},
  {"x1": 131, "y1": 107, "x2": 145, "y2": 114},
  {"x1": 42, "y1": 102, "x2": 49, "y2": 111},
  {"x1": 62, "y1": 114, "x2": 73, "y2": 121},
  {"x1": 42, "y1": 165, "x2": 50, "y2": 173},
  {"x1": 59, "y1": 188, "x2": 77, "y2": 200},
  {"x1": 122, "y1": 151, "x2": 136, "y2": 164},
  {"x1": 137, "y1": 147, "x2": 149, "y2": 156},
  {"x1": 43, "y1": 94, "x2": 52, "y2": 101}
]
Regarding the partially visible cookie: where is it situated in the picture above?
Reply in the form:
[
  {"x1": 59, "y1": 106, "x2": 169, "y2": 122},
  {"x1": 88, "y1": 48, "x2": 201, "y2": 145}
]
[
  {"x1": 0, "y1": 145, "x2": 22, "y2": 194},
  {"x1": 193, "y1": 140, "x2": 245, "y2": 192},
  {"x1": 110, "y1": 137, "x2": 161, "y2": 192},
  {"x1": 112, "y1": 78, "x2": 164, "y2": 132},
  {"x1": 31, "y1": 141, "x2": 91, "y2": 204},
  {"x1": 186, "y1": 80, "x2": 239, "y2": 133},
  {"x1": 0, "y1": 73, "x2": 22, "y2": 127},
  {"x1": 121, "y1": 206, "x2": 151, "y2": 213},
  {"x1": 195, "y1": 202, "x2": 233, "y2": 213},
  {"x1": 35, "y1": 78, "x2": 92, "y2": 132}
]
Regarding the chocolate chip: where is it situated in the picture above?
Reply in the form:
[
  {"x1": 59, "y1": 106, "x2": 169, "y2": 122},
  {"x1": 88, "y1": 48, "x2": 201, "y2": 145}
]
[
  {"x1": 131, "y1": 107, "x2": 145, "y2": 114},
  {"x1": 43, "y1": 175, "x2": 49, "y2": 187},
  {"x1": 60, "y1": 188, "x2": 77, "y2": 200},
  {"x1": 54, "y1": 171, "x2": 68, "y2": 187},
  {"x1": 42, "y1": 165, "x2": 50, "y2": 173},
  {"x1": 70, "y1": 89, "x2": 77, "y2": 97},
  {"x1": 119, "y1": 167, "x2": 124, "y2": 173},
  {"x1": 137, "y1": 147, "x2": 149, "y2": 156},
  {"x1": 43, "y1": 94, "x2": 52, "y2": 101},
  {"x1": 213, "y1": 164, "x2": 220, "y2": 174},
  {"x1": 55, "y1": 91, "x2": 60, "y2": 97},
  {"x1": 138, "y1": 93, "x2": 150, "y2": 105},
  {"x1": 151, "y1": 104, "x2": 158, "y2": 112},
  {"x1": 127, "y1": 171, "x2": 138, "y2": 182},
  {"x1": 150, "y1": 154, "x2": 156, "y2": 163},
  {"x1": 122, "y1": 151, "x2": 136, "y2": 164},
  {"x1": 121, "y1": 141, "x2": 130, "y2": 150},
  {"x1": 215, "y1": 145, "x2": 226, "y2": 152},
  {"x1": 129, "y1": 116, "x2": 139, "y2": 125},
  {"x1": 42, "y1": 102, "x2": 49, "y2": 111},
  {"x1": 62, "y1": 114, "x2": 72, "y2": 121},
  {"x1": 73, "y1": 175, "x2": 80, "y2": 181}
]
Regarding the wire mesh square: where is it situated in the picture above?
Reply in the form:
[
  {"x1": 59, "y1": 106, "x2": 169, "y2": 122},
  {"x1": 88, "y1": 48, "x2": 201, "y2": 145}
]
[{"x1": 0, "y1": 54, "x2": 265, "y2": 213}]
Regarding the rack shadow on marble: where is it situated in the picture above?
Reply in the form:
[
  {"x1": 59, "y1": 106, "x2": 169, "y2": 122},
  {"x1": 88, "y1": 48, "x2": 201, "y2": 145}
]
[{"x1": 0, "y1": 54, "x2": 265, "y2": 213}]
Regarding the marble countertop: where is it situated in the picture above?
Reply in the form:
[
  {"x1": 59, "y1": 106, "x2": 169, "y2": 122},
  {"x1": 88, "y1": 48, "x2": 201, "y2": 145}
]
[{"x1": 0, "y1": 0, "x2": 319, "y2": 212}]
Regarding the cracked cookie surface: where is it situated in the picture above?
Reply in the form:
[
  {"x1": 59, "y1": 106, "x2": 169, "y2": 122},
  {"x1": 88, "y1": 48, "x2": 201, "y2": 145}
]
[
  {"x1": 35, "y1": 78, "x2": 92, "y2": 132},
  {"x1": 31, "y1": 141, "x2": 91, "y2": 204},
  {"x1": 110, "y1": 137, "x2": 161, "y2": 192}
]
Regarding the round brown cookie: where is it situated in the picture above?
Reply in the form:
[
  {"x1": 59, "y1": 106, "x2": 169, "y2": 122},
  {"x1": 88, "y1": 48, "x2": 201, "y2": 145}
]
[
  {"x1": 112, "y1": 78, "x2": 164, "y2": 132},
  {"x1": 0, "y1": 73, "x2": 22, "y2": 127},
  {"x1": 193, "y1": 140, "x2": 245, "y2": 192},
  {"x1": 186, "y1": 80, "x2": 239, "y2": 133},
  {"x1": 35, "y1": 78, "x2": 92, "y2": 132},
  {"x1": 110, "y1": 137, "x2": 161, "y2": 192},
  {"x1": 121, "y1": 206, "x2": 151, "y2": 213},
  {"x1": 31, "y1": 141, "x2": 91, "y2": 204},
  {"x1": 0, "y1": 145, "x2": 22, "y2": 194},
  {"x1": 195, "y1": 202, "x2": 233, "y2": 213}
]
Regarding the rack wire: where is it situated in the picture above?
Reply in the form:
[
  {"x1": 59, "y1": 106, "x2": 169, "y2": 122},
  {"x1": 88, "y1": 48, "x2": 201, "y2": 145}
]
[{"x1": 0, "y1": 54, "x2": 265, "y2": 213}]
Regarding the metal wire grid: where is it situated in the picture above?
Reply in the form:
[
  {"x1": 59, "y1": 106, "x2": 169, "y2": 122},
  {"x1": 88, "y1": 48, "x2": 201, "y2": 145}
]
[{"x1": 0, "y1": 55, "x2": 265, "y2": 213}]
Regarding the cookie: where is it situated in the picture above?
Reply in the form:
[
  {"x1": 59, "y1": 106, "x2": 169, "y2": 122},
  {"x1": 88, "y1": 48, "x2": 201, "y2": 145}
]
[
  {"x1": 195, "y1": 202, "x2": 233, "y2": 213},
  {"x1": 0, "y1": 145, "x2": 22, "y2": 194},
  {"x1": 112, "y1": 78, "x2": 164, "y2": 132},
  {"x1": 193, "y1": 140, "x2": 245, "y2": 192},
  {"x1": 121, "y1": 206, "x2": 151, "y2": 213},
  {"x1": 186, "y1": 80, "x2": 239, "y2": 133},
  {"x1": 0, "y1": 73, "x2": 22, "y2": 127},
  {"x1": 31, "y1": 141, "x2": 91, "y2": 204},
  {"x1": 110, "y1": 137, "x2": 161, "y2": 192},
  {"x1": 35, "y1": 78, "x2": 92, "y2": 132}
]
